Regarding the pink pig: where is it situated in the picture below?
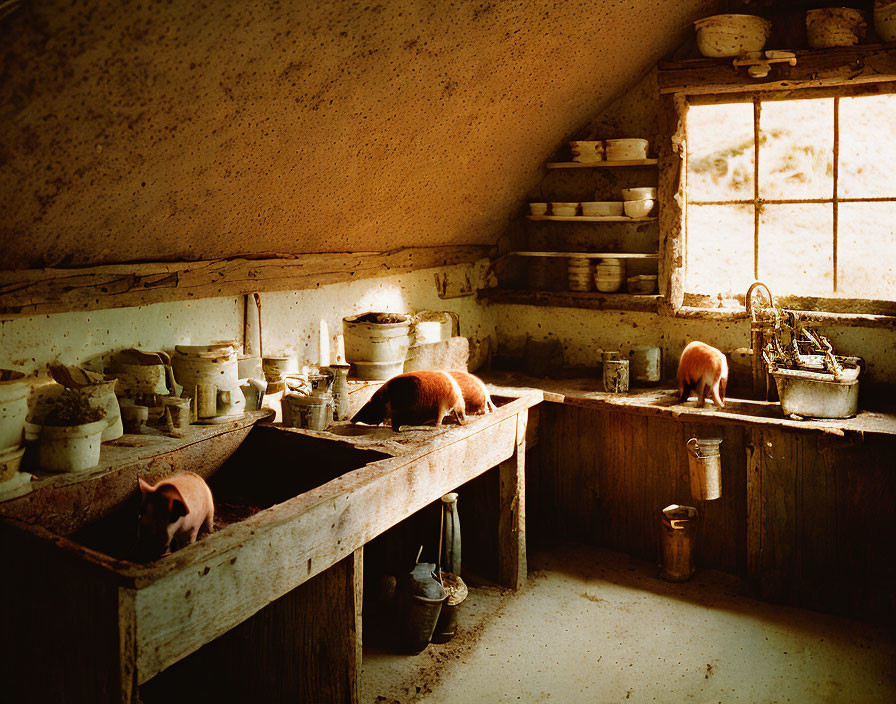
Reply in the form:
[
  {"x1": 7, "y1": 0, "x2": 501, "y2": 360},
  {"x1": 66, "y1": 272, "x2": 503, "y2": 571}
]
[{"x1": 137, "y1": 472, "x2": 214, "y2": 559}]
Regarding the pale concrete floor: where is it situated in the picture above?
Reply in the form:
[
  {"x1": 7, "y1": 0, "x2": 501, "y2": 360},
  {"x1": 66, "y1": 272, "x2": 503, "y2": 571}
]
[{"x1": 361, "y1": 543, "x2": 896, "y2": 704}]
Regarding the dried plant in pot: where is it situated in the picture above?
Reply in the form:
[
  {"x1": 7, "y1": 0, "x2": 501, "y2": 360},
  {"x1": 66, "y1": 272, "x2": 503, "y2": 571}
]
[{"x1": 39, "y1": 389, "x2": 107, "y2": 473}]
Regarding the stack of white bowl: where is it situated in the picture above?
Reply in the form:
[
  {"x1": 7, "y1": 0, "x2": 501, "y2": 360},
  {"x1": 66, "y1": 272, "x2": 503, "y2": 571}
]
[
  {"x1": 605, "y1": 138, "x2": 649, "y2": 161},
  {"x1": 621, "y1": 187, "x2": 657, "y2": 218},
  {"x1": 594, "y1": 259, "x2": 626, "y2": 293},
  {"x1": 568, "y1": 257, "x2": 593, "y2": 292}
]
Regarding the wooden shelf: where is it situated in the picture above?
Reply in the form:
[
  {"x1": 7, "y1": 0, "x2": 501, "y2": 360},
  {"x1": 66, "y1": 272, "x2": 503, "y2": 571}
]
[
  {"x1": 526, "y1": 215, "x2": 656, "y2": 222},
  {"x1": 546, "y1": 159, "x2": 657, "y2": 169},
  {"x1": 506, "y1": 251, "x2": 659, "y2": 260},
  {"x1": 478, "y1": 288, "x2": 662, "y2": 312}
]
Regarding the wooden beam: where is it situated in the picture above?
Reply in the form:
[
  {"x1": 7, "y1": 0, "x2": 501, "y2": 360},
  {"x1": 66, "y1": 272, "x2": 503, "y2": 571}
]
[
  {"x1": 478, "y1": 288, "x2": 662, "y2": 313},
  {"x1": 0, "y1": 245, "x2": 491, "y2": 319},
  {"x1": 657, "y1": 93, "x2": 687, "y2": 314},
  {"x1": 658, "y1": 44, "x2": 896, "y2": 95},
  {"x1": 498, "y1": 410, "x2": 528, "y2": 589}
]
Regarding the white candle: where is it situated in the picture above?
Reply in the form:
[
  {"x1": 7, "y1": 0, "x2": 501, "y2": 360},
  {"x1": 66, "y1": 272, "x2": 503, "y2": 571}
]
[
  {"x1": 335, "y1": 334, "x2": 346, "y2": 364},
  {"x1": 318, "y1": 319, "x2": 330, "y2": 368}
]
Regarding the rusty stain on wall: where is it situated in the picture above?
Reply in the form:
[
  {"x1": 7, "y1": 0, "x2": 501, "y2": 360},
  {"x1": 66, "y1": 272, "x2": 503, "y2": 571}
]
[{"x1": 0, "y1": 0, "x2": 718, "y2": 269}]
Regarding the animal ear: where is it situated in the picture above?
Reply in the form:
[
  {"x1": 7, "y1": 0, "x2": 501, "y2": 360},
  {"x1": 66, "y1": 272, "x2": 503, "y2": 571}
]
[
  {"x1": 138, "y1": 477, "x2": 154, "y2": 494},
  {"x1": 168, "y1": 498, "x2": 188, "y2": 519},
  {"x1": 158, "y1": 484, "x2": 188, "y2": 517}
]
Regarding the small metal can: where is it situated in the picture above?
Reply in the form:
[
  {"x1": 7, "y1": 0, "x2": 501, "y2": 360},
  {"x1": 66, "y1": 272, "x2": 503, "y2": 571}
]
[{"x1": 603, "y1": 359, "x2": 630, "y2": 394}]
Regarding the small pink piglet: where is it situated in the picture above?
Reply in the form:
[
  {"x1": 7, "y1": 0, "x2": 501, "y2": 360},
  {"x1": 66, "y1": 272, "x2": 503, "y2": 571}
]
[{"x1": 137, "y1": 472, "x2": 214, "y2": 560}]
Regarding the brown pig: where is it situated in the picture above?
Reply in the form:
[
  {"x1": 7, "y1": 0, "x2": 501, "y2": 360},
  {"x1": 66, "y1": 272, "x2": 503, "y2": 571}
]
[
  {"x1": 137, "y1": 472, "x2": 214, "y2": 559},
  {"x1": 352, "y1": 370, "x2": 466, "y2": 431},
  {"x1": 448, "y1": 370, "x2": 496, "y2": 415}
]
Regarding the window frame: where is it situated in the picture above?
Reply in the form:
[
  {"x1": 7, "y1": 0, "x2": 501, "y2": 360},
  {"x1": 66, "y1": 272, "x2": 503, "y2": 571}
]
[{"x1": 657, "y1": 65, "x2": 896, "y2": 324}]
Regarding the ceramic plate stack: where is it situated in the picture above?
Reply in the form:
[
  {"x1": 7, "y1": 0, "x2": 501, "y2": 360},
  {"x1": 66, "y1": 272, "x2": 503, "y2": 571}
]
[
  {"x1": 568, "y1": 257, "x2": 592, "y2": 292},
  {"x1": 595, "y1": 258, "x2": 626, "y2": 293}
]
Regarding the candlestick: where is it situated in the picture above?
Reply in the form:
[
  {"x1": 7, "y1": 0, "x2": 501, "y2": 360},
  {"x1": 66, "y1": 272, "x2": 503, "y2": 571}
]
[{"x1": 318, "y1": 319, "x2": 330, "y2": 368}]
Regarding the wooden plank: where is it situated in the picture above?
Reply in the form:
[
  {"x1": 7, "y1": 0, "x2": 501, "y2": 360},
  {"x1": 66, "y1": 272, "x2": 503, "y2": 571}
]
[
  {"x1": 657, "y1": 92, "x2": 686, "y2": 313},
  {"x1": 0, "y1": 525, "x2": 138, "y2": 703},
  {"x1": 525, "y1": 215, "x2": 657, "y2": 222},
  {"x1": 477, "y1": 288, "x2": 662, "y2": 313},
  {"x1": 745, "y1": 427, "x2": 763, "y2": 594},
  {"x1": 546, "y1": 159, "x2": 658, "y2": 168},
  {"x1": 498, "y1": 411, "x2": 527, "y2": 589},
  {"x1": 482, "y1": 371, "x2": 896, "y2": 439},
  {"x1": 506, "y1": 251, "x2": 659, "y2": 259},
  {"x1": 140, "y1": 549, "x2": 363, "y2": 704},
  {"x1": 133, "y1": 412, "x2": 522, "y2": 682},
  {"x1": 0, "y1": 245, "x2": 490, "y2": 319},
  {"x1": 658, "y1": 44, "x2": 896, "y2": 95}
]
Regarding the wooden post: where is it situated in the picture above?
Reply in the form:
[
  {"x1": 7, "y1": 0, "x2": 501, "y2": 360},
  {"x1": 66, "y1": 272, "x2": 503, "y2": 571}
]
[
  {"x1": 142, "y1": 548, "x2": 363, "y2": 704},
  {"x1": 0, "y1": 527, "x2": 140, "y2": 704},
  {"x1": 497, "y1": 410, "x2": 528, "y2": 589},
  {"x1": 745, "y1": 428, "x2": 763, "y2": 596}
]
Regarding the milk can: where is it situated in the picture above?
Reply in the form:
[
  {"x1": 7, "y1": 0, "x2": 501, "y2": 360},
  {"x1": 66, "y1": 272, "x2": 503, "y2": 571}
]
[
  {"x1": 660, "y1": 504, "x2": 698, "y2": 582},
  {"x1": 686, "y1": 437, "x2": 723, "y2": 501}
]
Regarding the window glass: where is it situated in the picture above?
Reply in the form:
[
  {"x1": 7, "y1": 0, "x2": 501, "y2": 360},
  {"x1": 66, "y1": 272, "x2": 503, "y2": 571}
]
[
  {"x1": 838, "y1": 202, "x2": 896, "y2": 299},
  {"x1": 838, "y1": 94, "x2": 896, "y2": 198},
  {"x1": 758, "y1": 98, "x2": 833, "y2": 200},
  {"x1": 758, "y1": 204, "x2": 833, "y2": 297},
  {"x1": 686, "y1": 102, "x2": 755, "y2": 201},
  {"x1": 686, "y1": 204, "x2": 754, "y2": 296}
]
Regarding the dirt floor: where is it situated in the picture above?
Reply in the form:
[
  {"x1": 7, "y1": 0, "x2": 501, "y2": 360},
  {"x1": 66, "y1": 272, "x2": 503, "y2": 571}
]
[{"x1": 361, "y1": 542, "x2": 896, "y2": 703}]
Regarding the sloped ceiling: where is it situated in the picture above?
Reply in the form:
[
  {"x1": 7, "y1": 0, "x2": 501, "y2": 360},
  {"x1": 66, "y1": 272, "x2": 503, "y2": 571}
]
[{"x1": 0, "y1": 0, "x2": 719, "y2": 270}]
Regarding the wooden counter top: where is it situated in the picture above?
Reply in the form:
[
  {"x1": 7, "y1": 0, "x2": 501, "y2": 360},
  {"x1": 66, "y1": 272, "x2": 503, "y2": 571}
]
[{"x1": 481, "y1": 371, "x2": 896, "y2": 438}]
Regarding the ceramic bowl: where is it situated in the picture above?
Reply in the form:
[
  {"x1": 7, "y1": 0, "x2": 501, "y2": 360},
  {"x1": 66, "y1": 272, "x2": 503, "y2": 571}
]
[
  {"x1": 627, "y1": 275, "x2": 658, "y2": 295},
  {"x1": 581, "y1": 201, "x2": 624, "y2": 217},
  {"x1": 550, "y1": 202, "x2": 579, "y2": 217},
  {"x1": 569, "y1": 140, "x2": 604, "y2": 163},
  {"x1": 807, "y1": 7, "x2": 866, "y2": 48},
  {"x1": 621, "y1": 187, "x2": 657, "y2": 201},
  {"x1": 876, "y1": 2, "x2": 896, "y2": 41},
  {"x1": 529, "y1": 202, "x2": 549, "y2": 216},
  {"x1": 694, "y1": 14, "x2": 772, "y2": 57},
  {"x1": 623, "y1": 199, "x2": 656, "y2": 218},
  {"x1": 605, "y1": 138, "x2": 649, "y2": 161}
]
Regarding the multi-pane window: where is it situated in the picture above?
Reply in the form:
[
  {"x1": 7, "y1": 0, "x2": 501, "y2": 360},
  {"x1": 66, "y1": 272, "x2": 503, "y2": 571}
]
[{"x1": 684, "y1": 91, "x2": 896, "y2": 306}]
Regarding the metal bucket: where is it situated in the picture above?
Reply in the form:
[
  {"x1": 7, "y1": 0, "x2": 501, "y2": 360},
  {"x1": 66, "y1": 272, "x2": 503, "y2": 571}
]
[
  {"x1": 660, "y1": 504, "x2": 697, "y2": 582},
  {"x1": 686, "y1": 437, "x2": 722, "y2": 501}
]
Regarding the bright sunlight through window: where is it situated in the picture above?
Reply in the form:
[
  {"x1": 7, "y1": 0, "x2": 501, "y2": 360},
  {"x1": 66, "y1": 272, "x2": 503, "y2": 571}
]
[{"x1": 685, "y1": 92, "x2": 896, "y2": 305}]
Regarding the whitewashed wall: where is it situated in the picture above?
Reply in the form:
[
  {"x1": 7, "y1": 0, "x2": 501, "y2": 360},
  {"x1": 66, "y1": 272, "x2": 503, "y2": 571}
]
[
  {"x1": 0, "y1": 261, "x2": 496, "y2": 377},
  {"x1": 493, "y1": 305, "x2": 896, "y2": 386}
]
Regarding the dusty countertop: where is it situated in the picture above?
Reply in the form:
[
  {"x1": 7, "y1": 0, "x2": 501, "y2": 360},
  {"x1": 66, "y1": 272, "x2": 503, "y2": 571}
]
[{"x1": 480, "y1": 370, "x2": 896, "y2": 439}]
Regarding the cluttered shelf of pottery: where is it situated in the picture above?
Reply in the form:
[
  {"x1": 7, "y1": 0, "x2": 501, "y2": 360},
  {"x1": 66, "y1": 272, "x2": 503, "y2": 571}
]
[
  {"x1": 478, "y1": 288, "x2": 662, "y2": 313},
  {"x1": 526, "y1": 215, "x2": 657, "y2": 223},
  {"x1": 480, "y1": 371, "x2": 896, "y2": 439},
  {"x1": 505, "y1": 251, "x2": 659, "y2": 259},
  {"x1": 545, "y1": 159, "x2": 658, "y2": 169}
]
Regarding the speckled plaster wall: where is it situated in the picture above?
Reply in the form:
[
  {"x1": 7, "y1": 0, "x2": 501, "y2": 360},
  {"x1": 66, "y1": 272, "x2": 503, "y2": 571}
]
[
  {"x1": 494, "y1": 306, "x2": 896, "y2": 386},
  {"x1": 0, "y1": 262, "x2": 495, "y2": 379},
  {"x1": 0, "y1": 0, "x2": 718, "y2": 269}
]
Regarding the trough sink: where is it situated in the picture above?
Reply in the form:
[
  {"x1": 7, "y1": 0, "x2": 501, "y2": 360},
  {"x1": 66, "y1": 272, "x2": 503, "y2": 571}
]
[{"x1": 0, "y1": 415, "x2": 391, "y2": 698}]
